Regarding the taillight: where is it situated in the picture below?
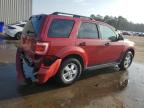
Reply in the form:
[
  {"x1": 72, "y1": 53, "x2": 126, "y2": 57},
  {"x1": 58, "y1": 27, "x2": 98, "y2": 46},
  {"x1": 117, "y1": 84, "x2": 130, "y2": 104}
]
[{"x1": 35, "y1": 42, "x2": 49, "y2": 55}]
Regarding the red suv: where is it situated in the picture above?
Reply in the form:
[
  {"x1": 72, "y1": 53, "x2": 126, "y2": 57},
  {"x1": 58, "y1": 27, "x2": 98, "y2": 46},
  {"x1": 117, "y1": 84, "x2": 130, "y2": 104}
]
[{"x1": 16, "y1": 12, "x2": 135, "y2": 85}]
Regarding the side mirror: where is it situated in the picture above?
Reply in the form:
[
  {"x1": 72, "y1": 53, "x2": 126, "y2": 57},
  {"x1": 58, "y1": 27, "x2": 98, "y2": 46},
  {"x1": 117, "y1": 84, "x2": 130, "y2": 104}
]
[{"x1": 118, "y1": 34, "x2": 124, "y2": 40}]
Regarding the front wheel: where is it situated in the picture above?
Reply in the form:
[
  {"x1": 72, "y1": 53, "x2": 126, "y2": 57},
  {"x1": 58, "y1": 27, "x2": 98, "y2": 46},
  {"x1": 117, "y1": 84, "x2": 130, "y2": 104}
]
[
  {"x1": 119, "y1": 51, "x2": 133, "y2": 70},
  {"x1": 56, "y1": 58, "x2": 82, "y2": 85},
  {"x1": 15, "y1": 32, "x2": 22, "y2": 40}
]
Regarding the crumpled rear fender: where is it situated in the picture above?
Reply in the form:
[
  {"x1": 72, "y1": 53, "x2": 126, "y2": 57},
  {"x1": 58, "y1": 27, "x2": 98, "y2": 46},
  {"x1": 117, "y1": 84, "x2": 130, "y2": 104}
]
[
  {"x1": 16, "y1": 48, "x2": 62, "y2": 84},
  {"x1": 37, "y1": 59, "x2": 62, "y2": 84}
]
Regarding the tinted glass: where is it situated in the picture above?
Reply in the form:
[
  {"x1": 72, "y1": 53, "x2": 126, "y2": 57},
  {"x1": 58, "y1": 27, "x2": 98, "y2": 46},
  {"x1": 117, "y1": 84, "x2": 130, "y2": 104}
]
[
  {"x1": 48, "y1": 19, "x2": 74, "y2": 38},
  {"x1": 78, "y1": 23, "x2": 98, "y2": 39},
  {"x1": 99, "y1": 25, "x2": 117, "y2": 40},
  {"x1": 23, "y1": 15, "x2": 45, "y2": 37}
]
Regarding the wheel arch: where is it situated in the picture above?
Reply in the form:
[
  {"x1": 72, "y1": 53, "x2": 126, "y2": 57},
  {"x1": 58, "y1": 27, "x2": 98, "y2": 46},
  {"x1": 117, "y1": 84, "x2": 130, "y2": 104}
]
[
  {"x1": 127, "y1": 48, "x2": 135, "y2": 57},
  {"x1": 15, "y1": 31, "x2": 21, "y2": 36},
  {"x1": 119, "y1": 47, "x2": 135, "y2": 63},
  {"x1": 55, "y1": 46, "x2": 88, "y2": 69},
  {"x1": 15, "y1": 32, "x2": 22, "y2": 39},
  {"x1": 62, "y1": 54, "x2": 85, "y2": 70},
  {"x1": 118, "y1": 47, "x2": 134, "y2": 70}
]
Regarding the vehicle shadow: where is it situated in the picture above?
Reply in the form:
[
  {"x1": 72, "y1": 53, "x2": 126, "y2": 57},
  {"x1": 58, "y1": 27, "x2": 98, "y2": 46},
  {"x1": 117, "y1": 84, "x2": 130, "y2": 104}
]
[
  {"x1": 0, "y1": 63, "x2": 128, "y2": 101},
  {"x1": 18, "y1": 66, "x2": 128, "y2": 96}
]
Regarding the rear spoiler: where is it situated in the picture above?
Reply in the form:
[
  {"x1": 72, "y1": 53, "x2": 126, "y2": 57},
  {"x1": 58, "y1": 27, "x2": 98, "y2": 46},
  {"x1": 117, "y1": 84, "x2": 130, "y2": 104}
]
[{"x1": 29, "y1": 14, "x2": 47, "y2": 20}]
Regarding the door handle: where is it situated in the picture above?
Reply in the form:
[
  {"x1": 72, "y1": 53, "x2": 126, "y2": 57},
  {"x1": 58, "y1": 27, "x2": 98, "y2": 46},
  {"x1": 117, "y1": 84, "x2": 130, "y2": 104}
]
[
  {"x1": 79, "y1": 42, "x2": 86, "y2": 46},
  {"x1": 104, "y1": 42, "x2": 110, "y2": 46}
]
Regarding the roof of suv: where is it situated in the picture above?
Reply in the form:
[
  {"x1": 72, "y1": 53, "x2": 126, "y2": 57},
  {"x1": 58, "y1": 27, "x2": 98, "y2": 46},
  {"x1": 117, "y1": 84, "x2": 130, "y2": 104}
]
[
  {"x1": 52, "y1": 12, "x2": 94, "y2": 20},
  {"x1": 32, "y1": 12, "x2": 95, "y2": 21},
  {"x1": 49, "y1": 12, "x2": 114, "y2": 28},
  {"x1": 31, "y1": 12, "x2": 115, "y2": 30}
]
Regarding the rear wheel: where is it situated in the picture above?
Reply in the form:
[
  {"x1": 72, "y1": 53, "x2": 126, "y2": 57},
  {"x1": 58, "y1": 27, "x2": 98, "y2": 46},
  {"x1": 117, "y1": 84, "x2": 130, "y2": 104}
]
[
  {"x1": 119, "y1": 51, "x2": 133, "y2": 70},
  {"x1": 56, "y1": 58, "x2": 82, "y2": 85}
]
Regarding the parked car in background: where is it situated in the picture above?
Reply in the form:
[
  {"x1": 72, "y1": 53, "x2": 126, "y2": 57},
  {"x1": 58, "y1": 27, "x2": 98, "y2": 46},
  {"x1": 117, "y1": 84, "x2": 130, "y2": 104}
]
[
  {"x1": 16, "y1": 12, "x2": 135, "y2": 85},
  {"x1": 138, "y1": 32, "x2": 144, "y2": 37},
  {"x1": 132, "y1": 32, "x2": 138, "y2": 36},
  {"x1": 122, "y1": 31, "x2": 131, "y2": 36},
  {"x1": 5, "y1": 21, "x2": 27, "y2": 39}
]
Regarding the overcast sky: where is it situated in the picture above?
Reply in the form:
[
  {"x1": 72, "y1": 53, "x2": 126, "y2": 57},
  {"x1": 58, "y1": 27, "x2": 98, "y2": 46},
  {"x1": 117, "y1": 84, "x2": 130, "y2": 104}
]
[{"x1": 33, "y1": 0, "x2": 144, "y2": 24}]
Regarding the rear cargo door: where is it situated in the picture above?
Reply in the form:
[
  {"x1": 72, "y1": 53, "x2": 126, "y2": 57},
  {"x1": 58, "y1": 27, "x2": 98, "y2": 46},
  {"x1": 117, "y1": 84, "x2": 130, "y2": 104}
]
[{"x1": 20, "y1": 15, "x2": 46, "y2": 57}]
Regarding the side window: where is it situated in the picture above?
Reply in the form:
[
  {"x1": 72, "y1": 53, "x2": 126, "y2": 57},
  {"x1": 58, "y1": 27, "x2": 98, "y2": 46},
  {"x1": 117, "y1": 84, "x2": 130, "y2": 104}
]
[
  {"x1": 99, "y1": 25, "x2": 117, "y2": 40},
  {"x1": 48, "y1": 19, "x2": 74, "y2": 38},
  {"x1": 78, "y1": 22, "x2": 99, "y2": 39}
]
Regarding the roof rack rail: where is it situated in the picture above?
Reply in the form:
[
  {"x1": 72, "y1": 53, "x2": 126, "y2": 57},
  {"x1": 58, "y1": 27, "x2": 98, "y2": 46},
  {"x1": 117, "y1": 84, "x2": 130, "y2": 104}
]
[
  {"x1": 29, "y1": 14, "x2": 47, "y2": 20},
  {"x1": 52, "y1": 12, "x2": 94, "y2": 20}
]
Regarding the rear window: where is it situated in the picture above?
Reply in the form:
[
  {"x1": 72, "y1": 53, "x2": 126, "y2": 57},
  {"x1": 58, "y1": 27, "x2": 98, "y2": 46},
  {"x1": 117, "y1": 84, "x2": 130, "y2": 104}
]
[
  {"x1": 48, "y1": 19, "x2": 74, "y2": 38},
  {"x1": 22, "y1": 15, "x2": 45, "y2": 36}
]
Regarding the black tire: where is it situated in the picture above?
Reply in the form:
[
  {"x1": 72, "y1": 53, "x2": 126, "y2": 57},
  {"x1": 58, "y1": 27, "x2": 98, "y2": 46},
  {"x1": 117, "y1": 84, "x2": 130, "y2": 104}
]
[
  {"x1": 56, "y1": 58, "x2": 82, "y2": 85},
  {"x1": 119, "y1": 51, "x2": 133, "y2": 70},
  {"x1": 15, "y1": 32, "x2": 22, "y2": 40}
]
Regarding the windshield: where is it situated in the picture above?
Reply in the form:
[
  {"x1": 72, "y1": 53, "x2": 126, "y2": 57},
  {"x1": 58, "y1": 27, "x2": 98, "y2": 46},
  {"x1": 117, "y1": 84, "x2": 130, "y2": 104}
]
[{"x1": 22, "y1": 15, "x2": 45, "y2": 36}]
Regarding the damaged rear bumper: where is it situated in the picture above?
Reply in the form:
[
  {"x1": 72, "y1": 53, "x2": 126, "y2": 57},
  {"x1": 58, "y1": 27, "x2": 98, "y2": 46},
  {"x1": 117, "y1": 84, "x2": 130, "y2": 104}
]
[{"x1": 16, "y1": 48, "x2": 62, "y2": 84}]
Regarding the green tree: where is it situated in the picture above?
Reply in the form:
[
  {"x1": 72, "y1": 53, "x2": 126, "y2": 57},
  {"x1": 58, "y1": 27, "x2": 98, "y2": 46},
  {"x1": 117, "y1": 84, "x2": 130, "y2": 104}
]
[{"x1": 90, "y1": 14, "x2": 144, "y2": 32}]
